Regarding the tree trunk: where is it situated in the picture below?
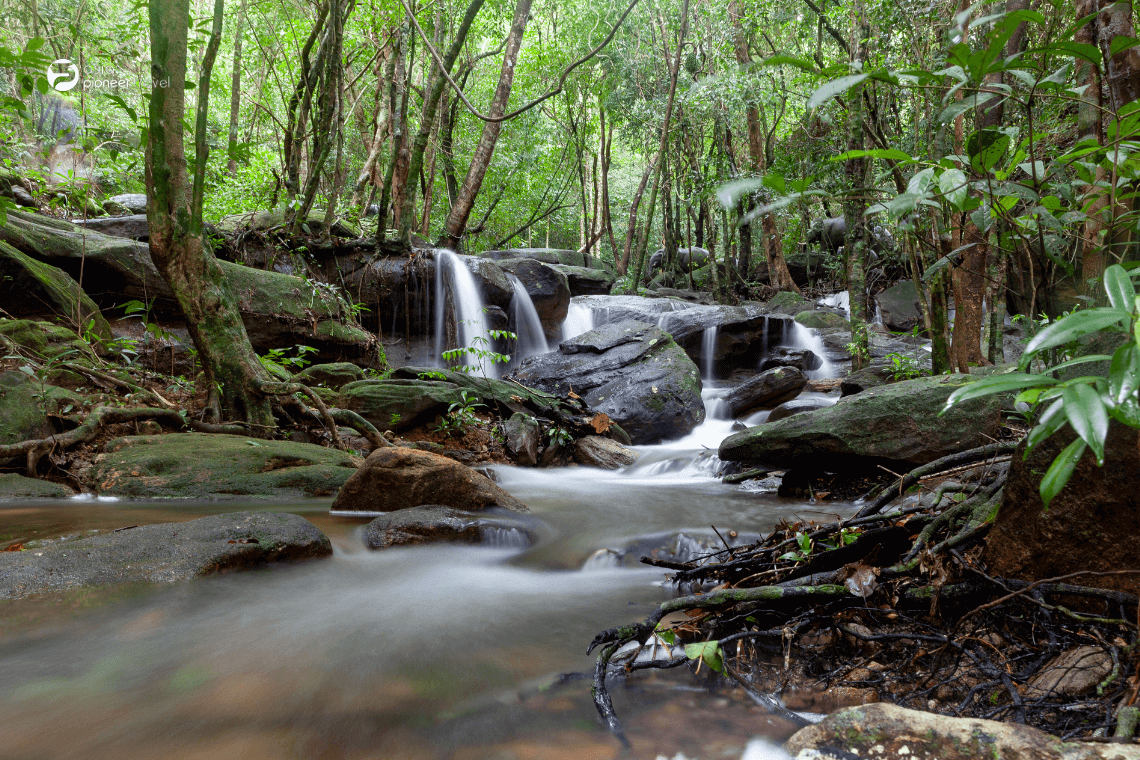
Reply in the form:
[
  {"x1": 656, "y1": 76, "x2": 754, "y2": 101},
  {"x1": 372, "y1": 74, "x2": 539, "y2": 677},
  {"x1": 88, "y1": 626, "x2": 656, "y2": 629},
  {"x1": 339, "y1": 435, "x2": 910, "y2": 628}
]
[
  {"x1": 225, "y1": 0, "x2": 247, "y2": 178},
  {"x1": 438, "y1": 0, "x2": 533, "y2": 250},
  {"x1": 147, "y1": 0, "x2": 274, "y2": 426},
  {"x1": 399, "y1": 0, "x2": 486, "y2": 242},
  {"x1": 351, "y1": 42, "x2": 396, "y2": 210},
  {"x1": 619, "y1": 157, "x2": 656, "y2": 276}
]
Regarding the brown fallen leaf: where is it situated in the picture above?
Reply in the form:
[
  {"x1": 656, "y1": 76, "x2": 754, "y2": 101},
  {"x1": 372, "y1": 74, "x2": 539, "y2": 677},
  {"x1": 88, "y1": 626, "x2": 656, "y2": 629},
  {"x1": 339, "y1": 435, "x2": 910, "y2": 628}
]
[
  {"x1": 589, "y1": 412, "x2": 612, "y2": 434},
  {"x1": 509, "y1": 394, "x2": 524, "y2": 403},
  {"x1": 843, "y1": 564, "x2": 880, "y2": 599},
  {"x1": 3, "y1": 543, "x2": 24, "y2": 552}
]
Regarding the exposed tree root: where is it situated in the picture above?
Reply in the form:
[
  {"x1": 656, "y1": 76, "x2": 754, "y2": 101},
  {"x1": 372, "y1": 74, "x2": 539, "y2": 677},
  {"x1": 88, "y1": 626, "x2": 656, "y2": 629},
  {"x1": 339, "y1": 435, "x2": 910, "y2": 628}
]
[{"x1": 589, "y1": 447, "x2": 1140, "y2": 745}]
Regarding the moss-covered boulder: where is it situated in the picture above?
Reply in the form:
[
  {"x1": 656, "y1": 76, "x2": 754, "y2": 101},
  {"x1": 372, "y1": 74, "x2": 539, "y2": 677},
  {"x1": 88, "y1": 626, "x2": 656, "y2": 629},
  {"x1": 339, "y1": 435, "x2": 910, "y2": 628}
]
[
  {"x1": 765, "y1": 290, "x2": 812, "y2": 315},
  {"x1": 292, "y1": 362, "x2": 365, "y2": 389},
  {"x1": 0, "y1": 511, "x2": 332, "y2": 600},
  {"x1": 512, "y1": 319, "x2": 704, "y2": 444},
  {"x1": 216, "y1": 209, "x2": 360, "y2": 238},
  {"x1": 0, "y1": 319, "x2": 99, "y2": 364},
  {"x1": 338, "y1": 378, "x2": 468, "y2": 432},
  {"x1": 794, "y1": 309, "x2": 850, "y2": 330},
  {"x1": 88, "y1": 433, "x2": 360, "y2": 499},
  {"x1": 0, "y1": 370, "x2": 81, "y2": 453},
  {"x1": 0, "y1": 242, "x2": 110, "y2": 340},
  {"x1": 548, "y1": 263, "x2": 614, "y2": 297},
  {"x1": 0, "y1": 474, "x2": 75, "y2": 499},
  {"x1": 719, "y1": 373, "x2": 1004, "y2": 470}
]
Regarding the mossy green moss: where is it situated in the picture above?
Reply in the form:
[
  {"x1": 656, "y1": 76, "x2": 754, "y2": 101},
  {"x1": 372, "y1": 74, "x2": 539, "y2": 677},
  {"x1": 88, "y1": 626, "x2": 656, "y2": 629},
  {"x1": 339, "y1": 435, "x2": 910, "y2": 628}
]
[{"x1": 0, "y1": 242, "x2": 111, "y2": 339}]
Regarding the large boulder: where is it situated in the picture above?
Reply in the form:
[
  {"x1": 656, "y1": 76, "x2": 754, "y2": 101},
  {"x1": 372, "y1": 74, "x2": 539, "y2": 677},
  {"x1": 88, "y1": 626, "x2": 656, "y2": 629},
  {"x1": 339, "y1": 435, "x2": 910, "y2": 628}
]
[
  {"x1": 88, "y1": 433, "x2": 360, "y2": 499},
  {"x1": 875, "y1": 279, "x2": 923, "y2": 333},
  {"x1": 361, "y1": 505, "x2": 533, "y2": 549},
  {"x1": 759, "y1": 347, "x2": 823, "y2": 372},
  {"x1": 70, "y1": 214, "x2": 149, "y2": 241},
  {"x1": 512, "y1": 320, "x2": 704, "y2": 444},
  {"x1": 794, "y1": 309, "x2": 850, "y2": 330},
  {"x1": 339, "y1": 378, "x2": 467, "y2": 431},
  {"x1": 572, "y1": 435, "x2": 638, "y2": 469},
  {"x1": 726, "y1": 367, "x2": 807, "y2": 416},
  {"x1": 216, "y1": 208, "x2": 360, "y2": 238},
  {"x1": 0, "y1": 370, "x2": 80, "y2": 458},
  {"x1": 492, "y1": 257, "x2": 572, "y2": 332},
  {"x1": 0, "y1": 318, "x2": 100, "y2": 365},
  {"x1": 292, "y1": 362, "x2": 365, "y2": 389},
  {"x1": 766, "y1": 397, "x2": 834, "y2": 422},
  {"x1": 0, "y1": 473, "x2": 75, "y2": 499},
  {"x1": 482, "y1": 247, "x2": 608, "y2": 271},
  {"x1": 0, "y1": 243, "x2": 110, "y2": 340},
  {"x1": 984, "y1": 422, "x2": 1140, "y2": 598},
  {"x1": 0, "y1": 511, "x2": 332, "y2": 600},
  {"x1": 719, "y1": 374, "x2": 1004, "y2": 471},
  {"x1": 548, "y1": 263, "x2": 614, "y2": 296},
  {"x1": 105, "y1": 193, "x2": 147, "y2": 213},
  {"x1": 330, "y1": 447, "x2": 529, "y2": 513},
  {"x1": 784, "y1": 702, "x2": 1138, "y2": 760}
]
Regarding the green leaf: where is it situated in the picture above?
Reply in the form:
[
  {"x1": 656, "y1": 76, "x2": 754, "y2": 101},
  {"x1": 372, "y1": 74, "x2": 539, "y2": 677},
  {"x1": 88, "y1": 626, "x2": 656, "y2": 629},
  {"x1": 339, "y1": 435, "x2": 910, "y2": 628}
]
[
  {"x1": 938, "y1": 168, "x2": 968, "y2": 209},
  {"x1": 942, "y1": 373, "x2": 1055, "y2": 411},
  {"x1": 1044, "y1": 354, "x2": 1114, "y2": 376},
  {"x1": 807, "y1": 74, "x2": 870, "y2": 110},
  {"x1": 1109, "y1": 343, "x2": 1140, "y2": 405},
  {"x1": 1027, "y1": 398, "x2": 1067, "y2": 449},
  {"x1": 833, "y1": 148, "x2": 915, "y2": 162},
  {"x1": 684, "y1": 641, "x2": 723, "y2": 673},
  {"x1": 1022, "y1": 308, "x2": 1130, "y2": 360},
  {"x1": 1103, "y1": 264, "x2": 1136, "y2": 312},
  {"x1": 967, "y1": 129, "x2": 1010, "y2": 173},
  {"x1": 1039, "y1": 438, "x2": 1086, "y2": 510},
  {"x1": 1062, "y1": 384, "x2": 1109, "y2": 464}
]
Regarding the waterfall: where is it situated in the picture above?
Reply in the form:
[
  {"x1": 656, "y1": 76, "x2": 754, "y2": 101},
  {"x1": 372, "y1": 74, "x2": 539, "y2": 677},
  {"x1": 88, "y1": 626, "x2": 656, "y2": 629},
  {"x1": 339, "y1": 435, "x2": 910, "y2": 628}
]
[
  {"x1": 701, "y1": 325, "x2": 719, "y2": 381},
  {"x1": 561, "y1": 301, "x2": 595, "y2": 341},
  {"x1": 790, "y1": 321, "x2": 836, "y2": 379},
  {"x1": 760, "y1": 317, "x2": 770, "y2": 366},
  {"x1": 433, "y1": 249, "x2": 495, "y2": 377},
  {"x1": 507, "y1": 274, "x2": 549, "y2": 365}
]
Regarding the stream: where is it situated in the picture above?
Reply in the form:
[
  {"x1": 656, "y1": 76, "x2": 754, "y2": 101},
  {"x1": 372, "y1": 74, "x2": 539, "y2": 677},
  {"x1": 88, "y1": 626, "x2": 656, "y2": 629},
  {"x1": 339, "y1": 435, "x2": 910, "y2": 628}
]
[{"x1": 1, "y1": 388, "x2": 855, "y2": 759}]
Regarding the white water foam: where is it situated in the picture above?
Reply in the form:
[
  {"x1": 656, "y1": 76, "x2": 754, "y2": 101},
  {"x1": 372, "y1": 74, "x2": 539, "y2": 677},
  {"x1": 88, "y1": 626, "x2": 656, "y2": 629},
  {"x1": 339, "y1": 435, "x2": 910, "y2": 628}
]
[
  {"x1": 790, "y1": 321, "x2": 836, "y2": 379},
  {"x1": 560, "y1": 300, "x2": 595, "y2": 341}
]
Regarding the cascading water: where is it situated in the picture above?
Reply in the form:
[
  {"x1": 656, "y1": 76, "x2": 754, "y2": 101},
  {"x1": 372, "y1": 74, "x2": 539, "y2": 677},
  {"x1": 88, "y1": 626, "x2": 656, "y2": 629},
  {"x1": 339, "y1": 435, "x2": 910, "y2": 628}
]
[
  {"x1": 561, "y1": 300, "x2": 595, "y2": 341},
  {"x1": 433, "y1": 249, "x2": 495, "y2": 377},
  {"x1": 507, "y1": 274, "x2": 549, "y2": 366},
  {"x1": 701, "y1": 325, "x2": 719, "y2": 381},
  {"x1": 790, "y1": 321, "x2": 836, "y2": 379}
]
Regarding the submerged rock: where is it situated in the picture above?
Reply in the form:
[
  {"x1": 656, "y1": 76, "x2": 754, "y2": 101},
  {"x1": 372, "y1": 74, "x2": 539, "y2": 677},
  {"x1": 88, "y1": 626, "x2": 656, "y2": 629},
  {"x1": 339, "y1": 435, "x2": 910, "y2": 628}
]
[
  {"x1": 89, "y1": 433, "x2": 359, "y2": 499},
  {"x1": 331, "y1": 447, "x2": 528, "y2": 513},
  {"x1": 0, "y1": 511, "x2": 332, "y2": 600},
  {"x1": 362, "y1": 505, "x2": 533, "y2": 549},
  {"x1": 512, "y1": 319, "x2": 704, "y2": 444},
  {"x1": 726, "y1": 367, "x2": 807, "y2": 416},
  {"x1": 719, "y1": 374, "x2": 1003, "y2": 471},
  {"x1": 572, "y1": 435, "x2": 638, "y2": 469},
  {"x1": 783, "y1": 702, "x2": 1139, "y2": 760}
]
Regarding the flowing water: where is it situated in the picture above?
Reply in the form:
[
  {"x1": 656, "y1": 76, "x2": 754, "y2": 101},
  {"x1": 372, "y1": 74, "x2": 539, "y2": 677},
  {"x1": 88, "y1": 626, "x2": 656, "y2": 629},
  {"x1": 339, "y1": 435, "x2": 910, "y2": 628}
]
[
  {"x1": 434, "y1": 250, "x2": 496, "y2": 377},
  {"x1": 506, "y1": 274, "x2": 550, "y2": 368},
  {"x1": 0, "y1": 315, "x2": 854, "y2": 760}
]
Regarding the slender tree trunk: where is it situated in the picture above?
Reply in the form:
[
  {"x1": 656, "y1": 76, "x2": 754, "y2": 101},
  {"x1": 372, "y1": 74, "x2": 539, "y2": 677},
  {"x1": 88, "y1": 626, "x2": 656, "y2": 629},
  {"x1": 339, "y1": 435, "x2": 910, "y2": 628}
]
[
  {"x1": 619, "y1": 157, "x2": 656, "y2": 276},
  {"x1": 225, "y1": 0, "x2": 247, "y2": 178},
  {"x1": 377, "y1": 25, "x2": 409, "y2": 238},
  {"x1": 351, "y1": 42, "x2": 396, "y2": 210},
  {"x1": 438, "y1": 0, "x2": 533, "y2": 250},
  {"x1": 148, "y1": 0, "x2": 273, "y2": 426},
  {"x1": 399, "y1": 0, "x2": 486, "y2": 242}
]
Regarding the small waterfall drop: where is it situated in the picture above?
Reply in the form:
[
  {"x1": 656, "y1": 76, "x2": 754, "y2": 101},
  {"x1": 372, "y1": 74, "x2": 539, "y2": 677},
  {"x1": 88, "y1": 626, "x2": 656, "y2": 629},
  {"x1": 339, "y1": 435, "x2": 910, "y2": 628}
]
[
  {"x1": 434, "y1": 249, "x2": 495, "y2": 376},
  {"x1": 561, "y1": 301, "x2": 595, "y2": 341},
  {"x1": 790, "y1": 321, "x2": 836, "y2": 379},
  {"x1": 507, "y1": 274, "x2": 549, "y2": 365},
  {"x1": 701, "y1": 325, "x2": 719, "y2": 381}
]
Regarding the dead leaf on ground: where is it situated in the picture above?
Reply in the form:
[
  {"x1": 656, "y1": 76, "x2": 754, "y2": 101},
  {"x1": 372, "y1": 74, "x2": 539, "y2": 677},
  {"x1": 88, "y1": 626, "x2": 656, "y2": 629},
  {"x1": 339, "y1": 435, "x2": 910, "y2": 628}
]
[
  {"x1": 843, "y1": 564, "x2": 880, "y2": 599},
  {"x1": 509, "y1": 394, "x2": 524, "y2": 403},
  {"x1": 590, "y1": 413, "x2": 612, "y2": 434},
  {"x1": 3, "y1": 543, "x2": 24, "y2": 552}
]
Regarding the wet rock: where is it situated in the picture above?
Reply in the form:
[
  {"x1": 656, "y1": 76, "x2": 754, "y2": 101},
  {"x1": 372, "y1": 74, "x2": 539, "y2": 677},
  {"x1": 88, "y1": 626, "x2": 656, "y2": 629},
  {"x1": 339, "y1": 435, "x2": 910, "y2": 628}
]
[
  {"x1": 292, "y1": 362, "x2": 365, "y2": 389},
  {"x1": 493, "y1": 257, "x2": 572, "y2": 332},
  {"x1": 794, "y1": 309, "x2": 850, "y2": 330},
  {"x1": 504, "y1": 412, "x2": 541, "y2": 466},
  {"x1": 652, "y1": 287, "x2": 715, "y2": 304},
  {"x1": 0, "y1": 244, "x2": 111, "y2": 340},
  {"x1": 0, "y1": 474, "x2": 75, "y2": 499},
  {"x1": 985, "y1": 422, "x2": 1140, "y2": 598},
  {"x1": 339, "y1": 378, "x2": 466, "y2": 432},
  {"x1": 89, "y1": 433, "x2": 359, "y2": 499},
  {"x1": 720, "y1": 374, "x2": 1004, "y2": 471},
  {"x1": 548, "y1": 263, "x2": 614, "y2": 296},
  {"x1": 760, "y1": 347, "x2": 823, "y2": 372},
  {"x1": 783, "y1": 702, "x2": 1138, "y2": 760},
  {"x1": 726, "y1": 367, "x2": 807, "y2": 416},
  {"x1": 105, "y1": 193, "x2": 147, "y2": 213},
  {"x1": 70, "y1": 214, "x2": 149, "y2": 240},
  {"x1": 875, "y1": 279, "x2": 923, "y2": 333},
  {"x1": 572, "y1": 435, "x2": 638, "y2": 469},
  {"x1": 766, "y1": 397, "x2": 833, "y2": 422},
  {"x1": 766, "y1": 290, "x2": 812, "y2": 315},
  {"x1": 482, "y1": 247, "x2": 608, "y2": 270},
  {"x1": 362, "y1": 505, "x2": 533, "y2": 549},
  {"x1": 1026, "y1": 647, "x2": 1113, "y2": 698},
  {"x1": 839, "y1": 364, "x2": 894, "y2": 396},
  {"x1": 0, "y1": 511, "x2": 332, "y2": 600},
  {"x1": 512, "y1": 320, "x2": 704, "y2": 444},
  {"x1": 331, "y1": 447, "x2": 529, "y2": 513}
]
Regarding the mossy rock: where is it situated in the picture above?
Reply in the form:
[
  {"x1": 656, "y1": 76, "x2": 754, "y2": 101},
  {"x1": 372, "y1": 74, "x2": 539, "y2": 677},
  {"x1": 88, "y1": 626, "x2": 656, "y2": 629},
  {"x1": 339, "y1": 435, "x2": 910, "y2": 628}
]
[
  {"x1": 216, "y1": 209, "x2": 359, "y2": 238},
  {"x1": 338, "y1": 379, "x2": 468, "y2": 432},
  {"x1": 0, "y1": 473, "x2": 75, "y2": 499},
  {"x1": 765, "y1": 290, "x2": 812, "y2": 315},
  {"x1": 88, "y1": 433, "x2": 360, "y2": 499},
  {"x1": 0, "y1": 242, "x2": 110, "y2": 340},
  {"x1": 293, "y1": 362, "x2": 366, "y2": 389},
  {"x1": 0, "y1": 318, "x2": 99, "y2": 364},
  {"x1": 795, "y1": 310, "x2": 850, "y2": 330},
  {"x1": 0, "y1": 369, "x2": 81, "y2": 451}
]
